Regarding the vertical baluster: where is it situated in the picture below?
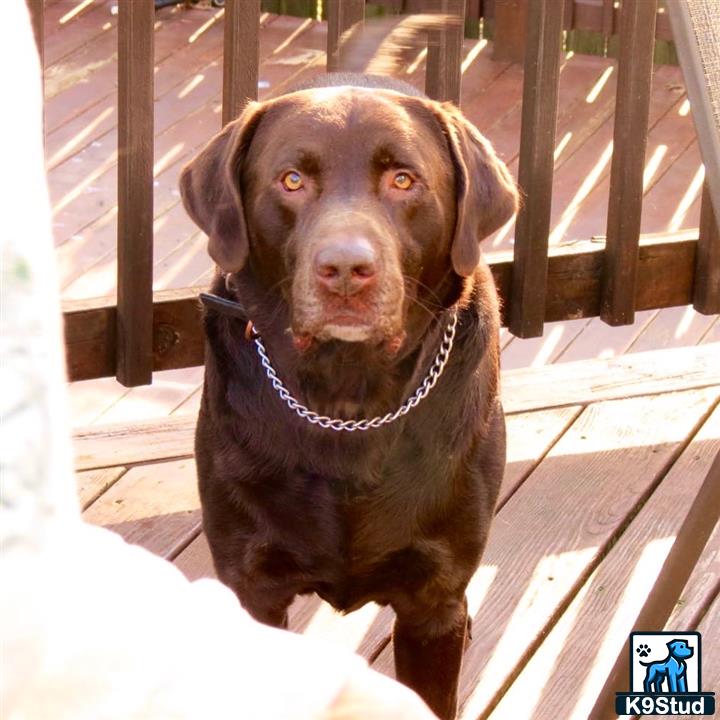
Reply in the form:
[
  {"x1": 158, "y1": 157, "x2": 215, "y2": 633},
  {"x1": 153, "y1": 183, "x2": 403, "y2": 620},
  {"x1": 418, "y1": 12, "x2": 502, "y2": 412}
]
[
  {"x1": 508, "y1": 0, "x2": 565, "y2": 338},
  {"x1": 492, "y1": 0, "x2": 526, "y2": 64},
  {"x1": 117, "y1": 0, "x2": 155, "y2": 387},
  {"x1": 425, "y1": 0, "x2": 465, "y2": 105},
  {"x1": 600, "y1": 0, "x2": 657, "y2": 326},
  {"x1": 666, "y1": 0, "x2": 720, "y2": 315},
  {"x1": 327, "y1": 0, "x2": 365, "y2": 72},
  {"x1": 465, "y1": 0, "x2": 481, "y2": 39},
  {"x1": 694, "y1": 182, "x2": 720, "y2": 314},
  {"x1": 222, "y1": 0, "x2": 260, "y2": 126},
  {"x1": 601, "y1": 0, "x2": 614, "y2": 38}
]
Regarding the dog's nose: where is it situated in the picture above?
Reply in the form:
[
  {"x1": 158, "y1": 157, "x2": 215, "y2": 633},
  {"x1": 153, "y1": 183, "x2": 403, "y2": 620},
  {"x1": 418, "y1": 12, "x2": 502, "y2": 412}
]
[{"x1": 314, "y1": 238, "x2": 377, "y2": 296}]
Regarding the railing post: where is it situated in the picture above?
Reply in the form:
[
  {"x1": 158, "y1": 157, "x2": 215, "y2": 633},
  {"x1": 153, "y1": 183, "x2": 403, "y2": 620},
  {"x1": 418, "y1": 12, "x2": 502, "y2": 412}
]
[
  {"x1": 694, "y1": 183, "x2": 720, "y2": 315},
  {"x1": 327, "y1": 0, "x2": 365, "y2": 72},
  {"x1": 117, "y1": 0, "x2": 155, "y2": 387},
  {"x1": 509, "y1": 0, "x2": 564, "y2": 338},
  {"x1": 666, "y1": 0, "x2": 720, "y2": 317},
  {"x1": 492, "y1": 0, "x2": 527, "y2": 64},
  {"x1": 600, "y1": 0, "x2": 657, "y2": 326},
  {"x1": 425, "y1": 0, "x2": 466, "y2": 105},
  {"x1": 222, "y1": 0, "x2": 260, "y2": 126}
]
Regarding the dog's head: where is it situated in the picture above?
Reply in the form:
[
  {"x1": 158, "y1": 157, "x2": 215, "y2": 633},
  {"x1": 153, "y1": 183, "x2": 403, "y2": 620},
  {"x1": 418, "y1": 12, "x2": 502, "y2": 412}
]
[
  {"x1": 667, "y1": 640, "x2": 693, "y2": 660},
  {"x1": 180, "y1": 79, "x2": 517, "y2": 352}
]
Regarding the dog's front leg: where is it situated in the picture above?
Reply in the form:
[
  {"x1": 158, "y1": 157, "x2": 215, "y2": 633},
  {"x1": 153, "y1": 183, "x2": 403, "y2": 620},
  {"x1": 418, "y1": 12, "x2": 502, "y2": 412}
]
[{"x1": 393, "y1": 595, "x2": 469, "y2": 720}]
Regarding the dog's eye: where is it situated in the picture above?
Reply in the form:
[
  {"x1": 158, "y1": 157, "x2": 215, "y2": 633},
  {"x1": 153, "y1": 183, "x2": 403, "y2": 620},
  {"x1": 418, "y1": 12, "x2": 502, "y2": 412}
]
[
  {"x1": 392, "y1": 172, "x2": 413, "y2": 190},
  {"x1": 281, "y1": 171, "x2": 304, "y2": 192}
]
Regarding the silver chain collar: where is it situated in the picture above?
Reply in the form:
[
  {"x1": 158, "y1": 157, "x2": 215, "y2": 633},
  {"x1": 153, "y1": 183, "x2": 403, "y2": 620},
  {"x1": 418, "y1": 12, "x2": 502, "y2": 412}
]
[{"x1": 252, "y1": 309, "x2": 459, "y2": 432}]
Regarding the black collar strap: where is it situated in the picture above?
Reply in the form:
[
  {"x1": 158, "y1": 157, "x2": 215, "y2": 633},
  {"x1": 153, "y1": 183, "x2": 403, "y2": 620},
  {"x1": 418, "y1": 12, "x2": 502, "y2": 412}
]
[{"x1": 199, "y1": 292, "x2": 255, "y2": 339}]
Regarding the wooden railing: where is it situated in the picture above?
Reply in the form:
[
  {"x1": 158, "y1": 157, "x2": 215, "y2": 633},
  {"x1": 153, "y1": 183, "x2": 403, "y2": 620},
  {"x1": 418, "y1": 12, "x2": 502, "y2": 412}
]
[
  {"x1": 30, "y1": 0, "x2": 719, "y2": 386},
  {"x1": 479, "y1": 0, "x2": 676, "y2": 63}
]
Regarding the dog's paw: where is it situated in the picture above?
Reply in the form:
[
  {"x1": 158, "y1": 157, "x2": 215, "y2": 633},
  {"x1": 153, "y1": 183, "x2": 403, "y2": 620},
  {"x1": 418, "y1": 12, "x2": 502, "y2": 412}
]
[{"x1": 636, "y1": 644, "x2": 651, "y2": 658}]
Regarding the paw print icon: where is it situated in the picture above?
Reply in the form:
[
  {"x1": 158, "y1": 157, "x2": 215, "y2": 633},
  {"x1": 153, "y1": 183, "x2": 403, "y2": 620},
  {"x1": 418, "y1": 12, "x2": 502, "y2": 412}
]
[{"x1": 636, "y1": 643, "x2": 651, "y2": 658}]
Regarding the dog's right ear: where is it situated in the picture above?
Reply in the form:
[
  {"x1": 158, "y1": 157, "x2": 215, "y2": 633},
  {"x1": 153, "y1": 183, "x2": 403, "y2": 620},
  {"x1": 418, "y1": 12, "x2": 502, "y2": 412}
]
[{"x1": 179, "y1": 102, "x2": 266, "y2": 273}]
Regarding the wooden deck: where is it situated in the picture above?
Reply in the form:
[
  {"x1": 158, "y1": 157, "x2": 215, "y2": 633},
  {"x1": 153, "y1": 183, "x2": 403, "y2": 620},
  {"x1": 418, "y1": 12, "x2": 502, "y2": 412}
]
[{"x1": 74, "y1": 344, "x2": 720, "y2": 719}]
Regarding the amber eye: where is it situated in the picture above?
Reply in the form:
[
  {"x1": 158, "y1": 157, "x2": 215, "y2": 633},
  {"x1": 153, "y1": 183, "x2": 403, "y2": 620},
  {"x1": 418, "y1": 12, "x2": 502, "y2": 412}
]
[
  {"x1": 392, "y1": 172, "x2": 413, "y2": 190},
  {"x1": 281, "y1": 170, "x2": 304, "y2": 191}
]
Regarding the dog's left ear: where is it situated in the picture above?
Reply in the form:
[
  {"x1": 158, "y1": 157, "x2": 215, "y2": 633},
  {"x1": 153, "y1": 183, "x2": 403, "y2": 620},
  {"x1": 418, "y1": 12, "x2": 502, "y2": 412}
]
[{"x1": 436, "y1": 103, "x2": 519, "y2": 277}]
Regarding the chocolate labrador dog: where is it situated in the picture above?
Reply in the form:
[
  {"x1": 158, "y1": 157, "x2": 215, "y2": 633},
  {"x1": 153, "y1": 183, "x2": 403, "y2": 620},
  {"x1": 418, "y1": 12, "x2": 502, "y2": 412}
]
[{"x1": 180, "y1": 73, "x2": 517, "y2": 720}]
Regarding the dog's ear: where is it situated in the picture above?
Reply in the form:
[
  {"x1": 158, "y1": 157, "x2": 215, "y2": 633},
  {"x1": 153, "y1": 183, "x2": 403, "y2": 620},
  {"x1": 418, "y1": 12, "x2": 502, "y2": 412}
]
[
  {"x1": 435, "y1": 103, "x2": 519, "y2": 277},
  {"x1": 179, "y1": 102, "x2": 266, "y2": 273}
]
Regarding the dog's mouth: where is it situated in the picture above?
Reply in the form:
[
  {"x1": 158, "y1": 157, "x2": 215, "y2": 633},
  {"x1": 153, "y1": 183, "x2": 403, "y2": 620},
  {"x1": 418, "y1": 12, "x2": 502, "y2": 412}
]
[
  {"x1": 318, "y1": 311, "x2": 375, "y2": 342},
  {"x1": 291, "y1": 316, "x2": 406, "y2": 356}
]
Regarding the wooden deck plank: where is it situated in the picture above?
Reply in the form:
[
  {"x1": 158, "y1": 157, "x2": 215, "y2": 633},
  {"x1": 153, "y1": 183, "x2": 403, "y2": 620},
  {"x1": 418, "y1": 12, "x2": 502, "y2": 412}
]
[
  {"x1": 42, "y1": 0, "x2": 109, "y2": 38},
  {"x1": 75, "y1": 339, "x2": 720, "y2": 467},
  {"x1": 43, "y1": 0, "x2": 115, "y2": 69},
  {"x1": 701, "y1": 318, "x2": 720, "y2": 344},
  {"x1": 368, "y1": 388, "x2": 719, "y2": 718},
  {"x1": 640, "y1": 140, "x2": 704, "y2": 234},
  {"x1": 627, "y1": 305, "x2": 718, "y2": 354},
  {"x1": 172, "y1": 384, "x2": 203, "y2": 417},
  {"x1": 76, "y1": 465, "x2": 127, "y2": 510},
  {"x1": 666, "y1": 522, "x2": 719, "y2": 630},
  {"x1": 488, "y1": 404, "x2": 720, "y2": 720},
  {"x1": 73, "y1": 415, "x2": 195, "y2": 471},
  {"x1": 499, "y1": 406, "x2": 584, "y2": 508},
  {"x1": 94, "y1": 366, "x2": 204, "y2": 425},
  {"x1": 501, "y1": 343, "x2": 720, "y2": 414},
  {"x1": 173, "y1": 531, "x2": 216, "y2": 582},
  {"x1": 67, "y1": 376, "x2": 132, "y2": 426},
  {"x1": 458, "y1": 44, "x2": 513, "y2": 116},
  {"x1": 695, "y1": 594, "x2": 720, "y2": 693},
  {"x1": 500, "y1": 318, "x2": 590, "y2": 370},
  {"x1": 553, "y1": 310, "x2": 656, "y2": 364},
  {"x1": 82, "y1": 457, "x2": 201, "y2": 559},
  {"x1": 463, "y1": 65, "x2": 524, "y2": 136},
  {"x1": 44, "y1": 5, "x2": 121, "y2": 102}
]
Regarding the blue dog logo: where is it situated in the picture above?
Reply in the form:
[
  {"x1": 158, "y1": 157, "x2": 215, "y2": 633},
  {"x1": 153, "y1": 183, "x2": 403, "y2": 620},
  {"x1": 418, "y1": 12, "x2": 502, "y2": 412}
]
[
  {"x1": 615, "y1": 631, "x2": 715, "y2": 716},
  {"x1": 640, "y1": 639, "x2": 693, "y2": 693}
]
